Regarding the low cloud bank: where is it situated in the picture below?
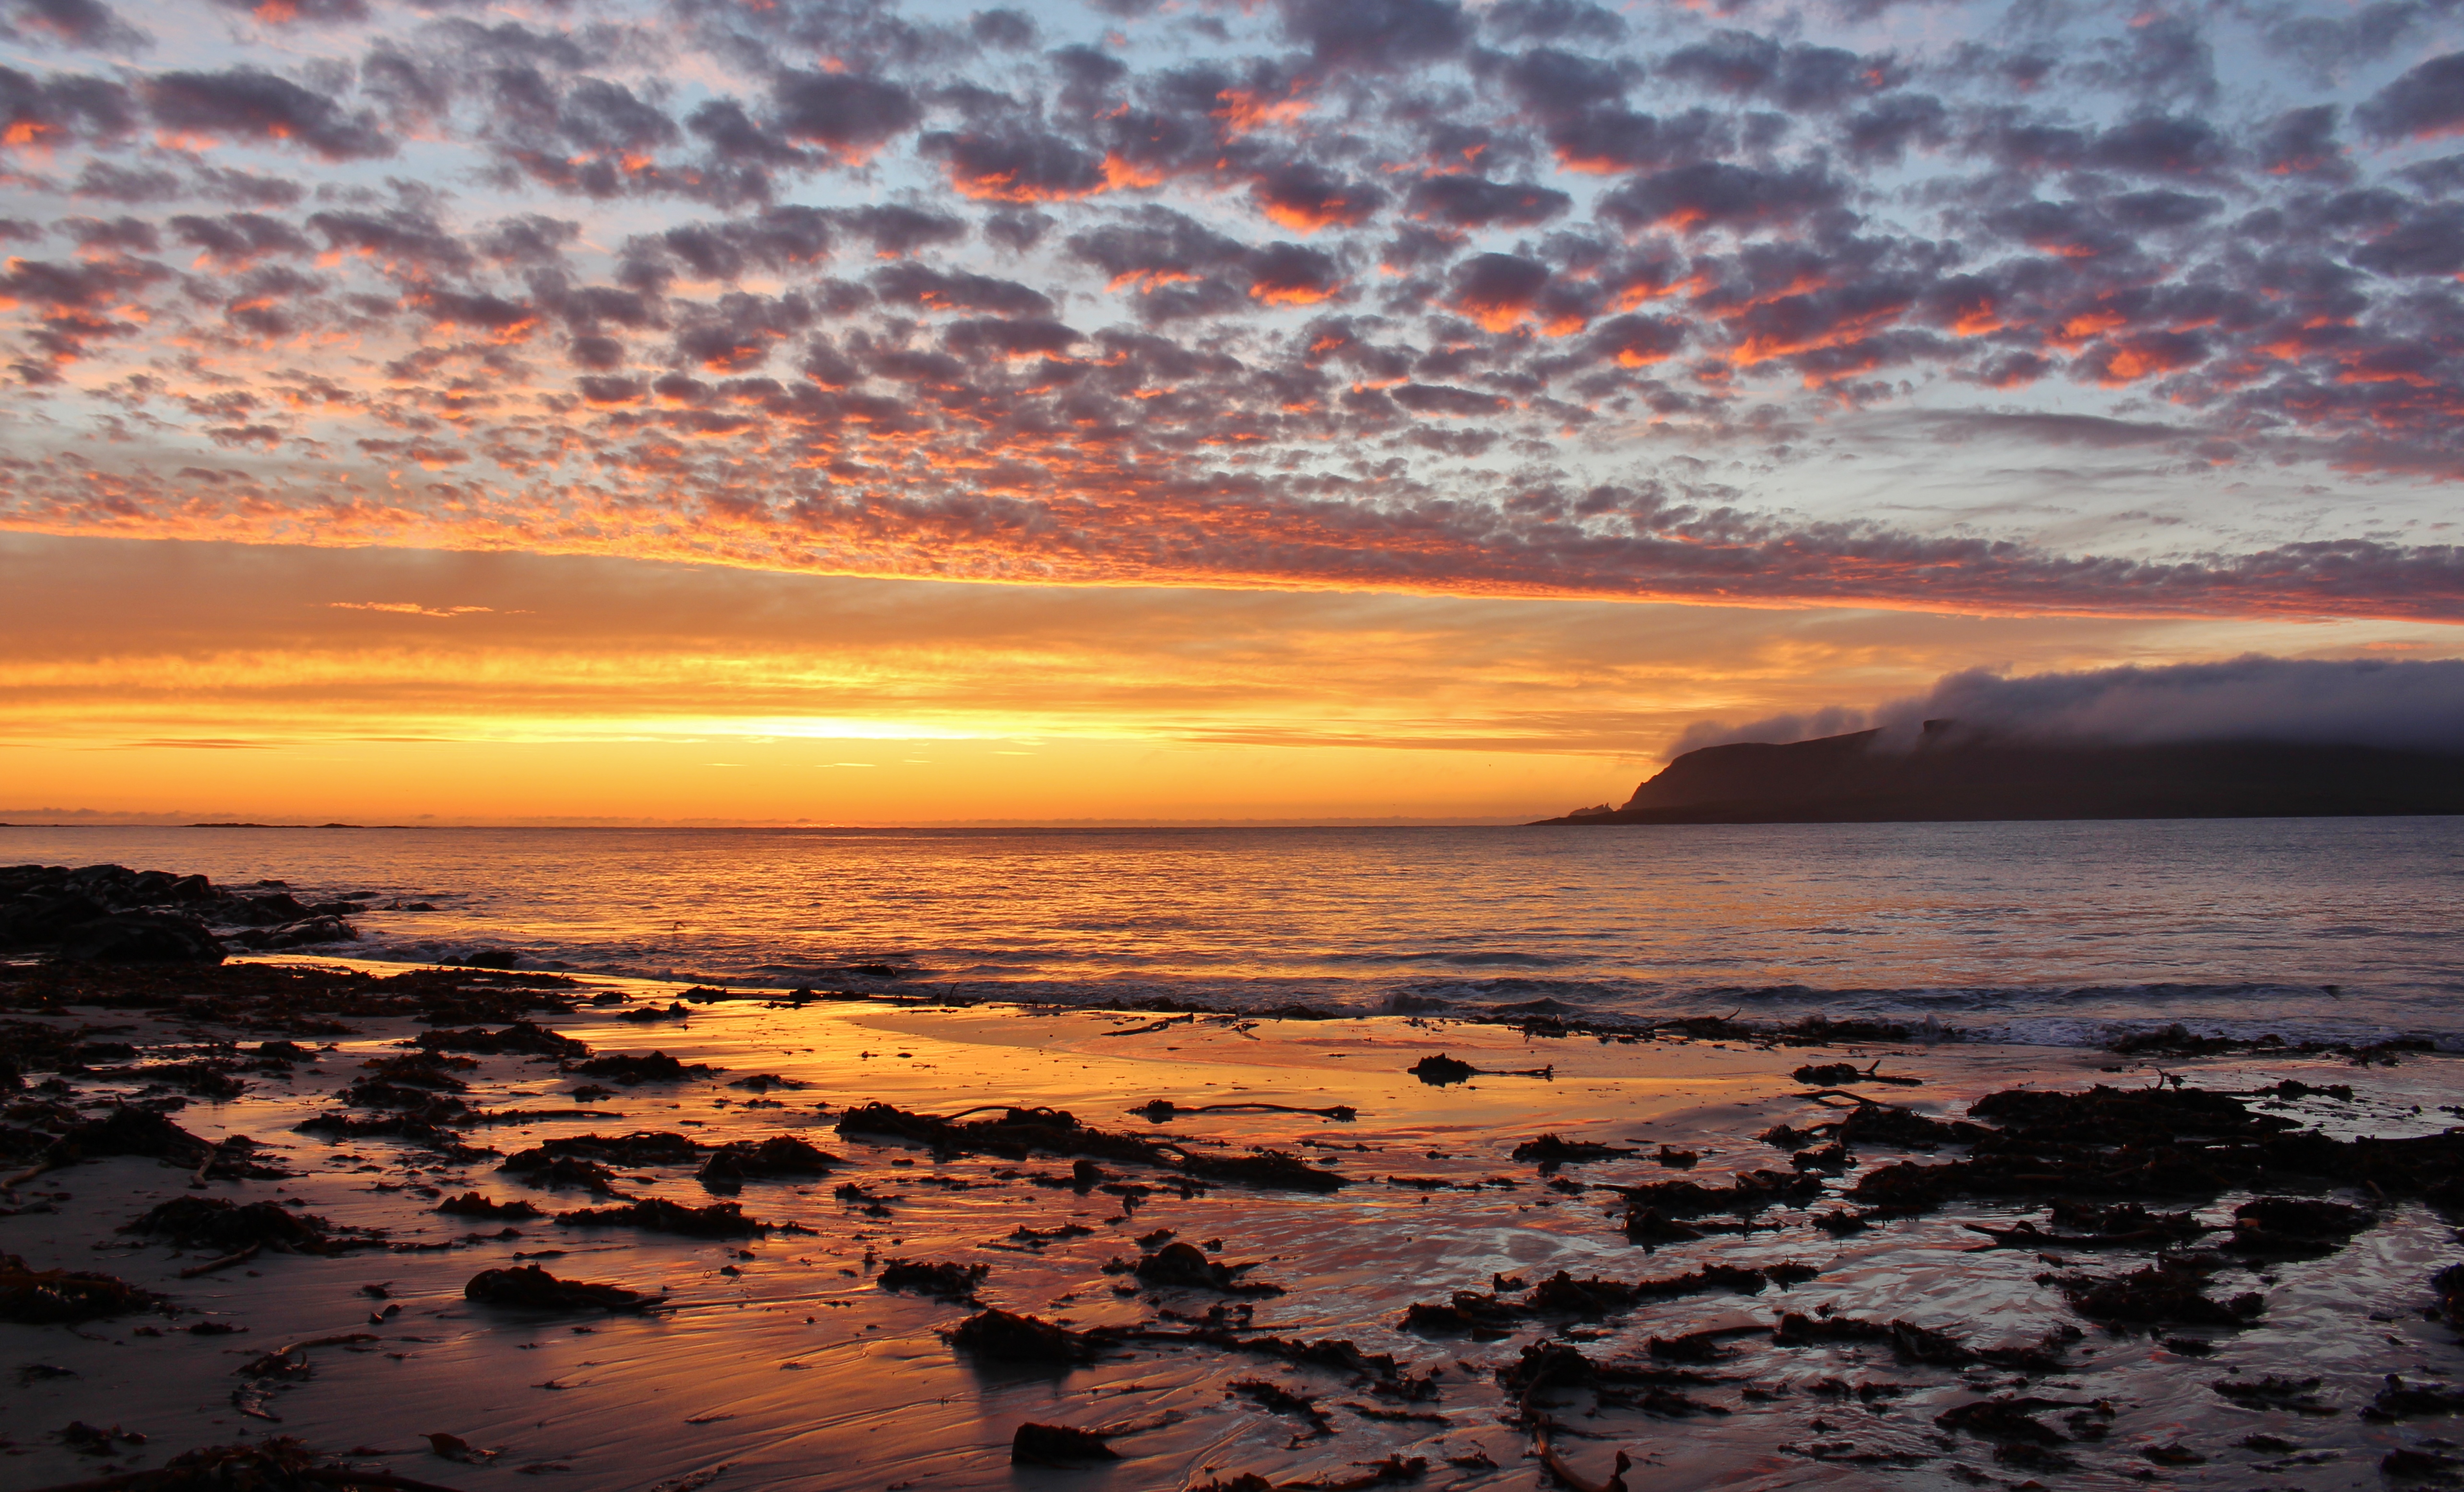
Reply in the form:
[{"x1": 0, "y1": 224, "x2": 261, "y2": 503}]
[{"x1": 1667, "y1": 656, "x2": 2464, "y2": 758}]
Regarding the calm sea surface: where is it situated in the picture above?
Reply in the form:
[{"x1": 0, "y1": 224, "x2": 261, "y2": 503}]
[{"x1": 6, "y1": 819, "x2": 2460, "y2": 1048}]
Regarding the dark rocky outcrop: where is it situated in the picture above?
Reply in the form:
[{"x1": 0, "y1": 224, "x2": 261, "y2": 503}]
[
  {"x1": 1536, "y1": 723, "x2": 2464, "y2": 825},
  {"x1": 0, "y1": 863, "x2": 370, "y2": 964}
]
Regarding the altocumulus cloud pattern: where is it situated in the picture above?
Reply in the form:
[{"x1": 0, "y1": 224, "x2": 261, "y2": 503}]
[{"x1": 1, "y1": 0, "x2": 2461, "y2": 617}]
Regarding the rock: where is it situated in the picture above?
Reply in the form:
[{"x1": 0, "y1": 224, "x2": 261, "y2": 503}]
[
  {"x1": 52, "y1": 912, "x2": 226, "y2": 965},
  {"x1": 1133, "y1": 1241, "x2": 1283, "y2": 1294},
  {"x1": 226, "y1": 915, "x2": 358, "y2": 951},
  {"x1": 1012, "y1": 1423, "x2": 1119, "y2": 1465},
  {"x1": 948, "y1": 1307, "x2": 1098, "y2": 1364}
]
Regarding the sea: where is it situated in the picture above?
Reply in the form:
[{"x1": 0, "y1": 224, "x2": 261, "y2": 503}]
[{"x1": 5, "y1": 818, "x2": 2460, "y2": 1051}]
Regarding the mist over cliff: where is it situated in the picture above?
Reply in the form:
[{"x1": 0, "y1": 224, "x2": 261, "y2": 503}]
[{"x1": 1669, "y1": 656, "x2": 2464, "y2": 760}]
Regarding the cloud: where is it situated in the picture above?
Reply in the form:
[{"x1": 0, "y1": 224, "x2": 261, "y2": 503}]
[
  {"x1": 328, "y1": 601, "x2": 493, "y2": 617},
  {"x1": 2355, "y1": 50, "x2": 2464, "y2": 142},
  {"x1": 0, "y1": 0, "x2": 2460, "y2": 626},
  {"x1": 1668, "y1": 656, "x2": 2464, "y2": 758},
  {"x1": 145, "y1": 68, "x2": 393, "y2": 161}
]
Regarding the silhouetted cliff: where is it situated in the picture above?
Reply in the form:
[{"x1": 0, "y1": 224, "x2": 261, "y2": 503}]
[{"x1": 1535, "y1": 722, "x2": 2464, "y2": 824}]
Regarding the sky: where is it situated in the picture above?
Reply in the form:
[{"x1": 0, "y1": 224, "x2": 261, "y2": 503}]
[{"x1": 0, "y1": 0, "x2": 2459, "y2": 824}]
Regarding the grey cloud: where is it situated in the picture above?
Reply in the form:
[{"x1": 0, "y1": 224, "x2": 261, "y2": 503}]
[
  {"x1": 3, "y1": 0, "x2": 148, "y2": 50},
  {"x1": 1278, "y1": 0, "x2": 1471, "y2": 71},
  {"x1": 2355, "y1": 50, "x2": 2464, "y2": 142},
  {"x1": 146, "y1": 68, "x2": 393, "y2": 161},
  {"x1": 1667, "y1": 657, "x2": 2464, "y2": 758},
  {"x1": 1873, "y1": 657, "x2": 2464, "y2": 752}
]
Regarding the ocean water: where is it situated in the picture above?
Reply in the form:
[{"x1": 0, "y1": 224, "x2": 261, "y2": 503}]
[{"x1": 6, "y1": 818, "x2": 2461, "y2": 1049}]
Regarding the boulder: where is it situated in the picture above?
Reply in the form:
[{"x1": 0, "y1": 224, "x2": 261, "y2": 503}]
[{"x1": 53, "y1": 912, "x2": 225, "y2": 965}]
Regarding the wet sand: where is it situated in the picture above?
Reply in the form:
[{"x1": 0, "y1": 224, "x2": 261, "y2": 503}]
[{"x1": 3, "y1": 962, "x2": 2460, "y2": 1491}]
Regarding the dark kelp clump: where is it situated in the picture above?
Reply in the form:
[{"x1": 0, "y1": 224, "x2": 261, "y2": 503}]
[
  {"x1": 463, "y1": 1264, "x2": 662, "y2": 1312},
  {"x1": 120, "y1": 1197, "x2": 384, "y2": 1256},
  {"x1": 417, "y1": 1021, "x2": 589, "y2": 1058},
  {"x1": 2060, "y1": 1261, "x2": 2265, "y2": 1330},
  {"x1": 568, "y1": 1051, "x2": 721, "y2": 1083},
  {"x1": 1849, "y1": 1079, "x2": 2464, "y2": 1218},
  {"x1": 837, "y1": 1101, "x2": 1345, "y2": 1193},
  {"x1": 1512, "y1": 1134, "x2": 1640, "y2": 1170},
  {"x1": 0, "y1": 1252, "x2": 170, "y2": 1324},
  {"x1": 502, "y1": 1131, "x2": 700, "y2": 1171},
  {"x1": 878, "y1": 1259, "x2": 989, "y2": 1301},
  {"x1": 434, "y1": 1192, "x2": 543, "y2": 1220},
  {"x1": 696, "y1": 1134, "x2": 840, "y2": 1189},
  {"x1": 555, "y1": 1196, "x2": 780, "y2": 1238}
]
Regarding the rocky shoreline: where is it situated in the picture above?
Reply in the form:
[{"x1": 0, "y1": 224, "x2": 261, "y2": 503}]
[
  {"x1": 1, "y1": 954, "x2": 2459, "y2": 1491},
  {"x1": 1, "y1": 863, "x2": 377, "y2": 966},
  {"x1": 2, "y1": 861, "x2": 2460, "y2": 1491}
]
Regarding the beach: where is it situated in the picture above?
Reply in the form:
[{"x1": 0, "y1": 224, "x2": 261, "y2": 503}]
[{"x1": 4, "y1": 954, "x2": 2460, "y2": 1491}]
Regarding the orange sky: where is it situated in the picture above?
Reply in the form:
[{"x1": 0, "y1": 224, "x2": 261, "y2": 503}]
[{"x1": 6, "y1": 533, "x2": 2457, "y2": 825}]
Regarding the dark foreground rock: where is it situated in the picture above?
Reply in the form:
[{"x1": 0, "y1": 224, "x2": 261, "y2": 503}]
[{"x1": 1, "y1": 863, "x2": 372, "y2": 965}]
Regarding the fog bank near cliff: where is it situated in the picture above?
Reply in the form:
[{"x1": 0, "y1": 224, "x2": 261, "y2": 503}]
[{"x1": 1669, "y1": 656, "x2": 2464, "y2": 759}]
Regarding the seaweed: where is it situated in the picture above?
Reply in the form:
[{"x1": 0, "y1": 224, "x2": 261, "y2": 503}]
[
  {"x1": 1409, "y1": 1054, "x2": 1551, "y2": 1086},
  {"x1": 2227, "y1": 1196, "x2": 2372, "y2": 1258},
  {"x1": 0, "y1": 1251, "x2": 170, "y2": 1323},
  {"x1": 1612, "y1": 1169, "x2": 1821, "y2": 1223},
  {"x1": 463, "y1": 1264, "x2": 663, "y2": 1313},
  {"x1": 120, "y1": 1197, "x2": 385, "y2": 1256},
  {"x1": 292, "y1": 1114, "x2": 492, "y2": 1161},
  {"x1": 569, "y1": 1051, "x2": 720, "y2": 1083},
  {"x1": 1935, "y1": 1398, "x2": 2080, "y2": 1446},
  {"x1": 417, "y1": 1021, "x2": 588, "y2": 1057},
  {"x1": 555, "y1": 1196, "x2": 778, "y2": 1238},
  {"x1": 1230, "y1": 1378, "x2": 1333, "y2": 1438},
  {"x1": 1792, "y1": 1061, "x2": 1921, "y2": 1087},
  {"x1": 1511, "y1": 1134, "x2": 1639, "y2": 1170},
  {"x1": 1401, "y1": 1292, "x2": 1523, "y2": 1338},
  {"x1": 1179, "y1": 1148, "x2": 1347, "y2": 1194},
  {"x1": 503, "y1": 1155, "x2": 625, "y2": 1194},
  {"x1": 434, "y1": 1193, "x2": 542, "y2": 1220},
  {"x1": 1130, "y1": 1099, "x2": 1358, "y2": 1123},
  {"x1": 2368, "y1": 1378, "x2": 2464, "y2": 1421},
  {"x1": 503, "y1": 1131, "x2": 701, "y2": 1170},
  {"x1": 1773, "y1": 1312, "x2": 2070, "y2": 1372},
  {"x1": 1620, "y1": 1208, "x2": 1705, "y2": 1244},
  {"x1": 2210, "y1": 1374, "x2": 2337, "y2": 1414},
  {"x1": 877, "y1": 1259, "x2": 988, "y2": 1301},
  {"x1": 2060, "y1": 1262, "x2": 2264, "y2": 1330},
  {"x1": 695, "y1": 1135, "x2": 839, "y2": 1189}
]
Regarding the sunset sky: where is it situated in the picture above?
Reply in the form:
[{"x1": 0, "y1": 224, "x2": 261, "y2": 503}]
[{"x1": 2, "y1": 0, "x2": 2458, "y2": 824}]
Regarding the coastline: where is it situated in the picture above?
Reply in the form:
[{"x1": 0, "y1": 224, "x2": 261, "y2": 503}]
[{"x1": 4, "y1": 961, "x2": 2459, "y2": 1490}]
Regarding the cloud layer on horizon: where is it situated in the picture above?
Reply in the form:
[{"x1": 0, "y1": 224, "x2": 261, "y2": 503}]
[{"x1": 1, "y1": 0, "x2": 2462, "y2": 618}]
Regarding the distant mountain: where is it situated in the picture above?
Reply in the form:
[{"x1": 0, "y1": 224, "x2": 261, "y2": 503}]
[{"x1": 1535, "y1": 721, "x2": 2464, "y2": 825}]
